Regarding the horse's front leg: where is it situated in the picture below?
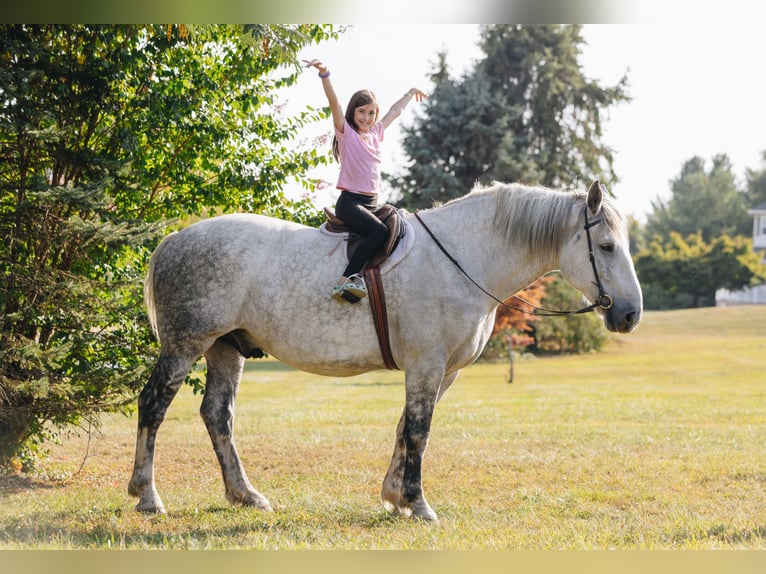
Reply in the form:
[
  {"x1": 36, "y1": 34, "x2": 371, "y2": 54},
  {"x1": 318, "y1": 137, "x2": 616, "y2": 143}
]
[
  {"x1": 200, "y1": 340, "x2": 272, "y2": 511},
  {"x1": 381, "y1": 369, "x2": 459, "y2": 522}
]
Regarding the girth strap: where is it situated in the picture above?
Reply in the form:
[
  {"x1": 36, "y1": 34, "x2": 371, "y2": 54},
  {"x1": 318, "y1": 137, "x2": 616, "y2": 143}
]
[{"x1": 363, "y1": 266, "x2": 399, "y2": 370}]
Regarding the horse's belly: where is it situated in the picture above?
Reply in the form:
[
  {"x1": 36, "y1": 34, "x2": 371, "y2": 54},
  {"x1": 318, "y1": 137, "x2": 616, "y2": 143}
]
[
  {"x1": 264, "y1": 347, "x2": 382, "y2": 378},
  {"x1": 245, "y1": 306, "x2": 386, "y2": 377}
]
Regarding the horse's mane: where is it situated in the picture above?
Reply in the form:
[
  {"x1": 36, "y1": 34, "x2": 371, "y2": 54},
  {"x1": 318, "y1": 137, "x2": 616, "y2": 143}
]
[{"x1": 455, "y1": 182, "x2": 624, "y2": 258}]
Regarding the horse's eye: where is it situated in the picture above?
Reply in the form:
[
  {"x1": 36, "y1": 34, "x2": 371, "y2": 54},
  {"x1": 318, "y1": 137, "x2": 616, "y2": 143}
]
[{"x1": 600, "y1": 243, "x2": 615, "y2": 253}]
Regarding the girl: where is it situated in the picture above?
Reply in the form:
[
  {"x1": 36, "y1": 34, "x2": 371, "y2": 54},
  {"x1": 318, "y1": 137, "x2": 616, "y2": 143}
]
[{"x1": 303, "y1": 59, "x2": 427, "y2": 303}]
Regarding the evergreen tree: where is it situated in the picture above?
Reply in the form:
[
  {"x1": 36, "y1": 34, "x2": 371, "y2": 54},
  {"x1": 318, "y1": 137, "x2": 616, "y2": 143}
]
[
  {"x1": 645, "y1": 154, "x2": 750, "y2": 242},
  {"x1": 0, "y1": 24, "x2": 336, "y2": 469},
  {"x1": 391, "y1": 53, "x2": 509, "y2": 206},
  {"x1": 395, "y1": 25, "x2": 629, "y2": 209}
]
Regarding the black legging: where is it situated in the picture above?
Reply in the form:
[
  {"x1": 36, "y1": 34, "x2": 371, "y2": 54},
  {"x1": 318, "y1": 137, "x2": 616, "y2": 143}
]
[{"x1": 334, "y1": 190, "x2": 389, "y2": 278}]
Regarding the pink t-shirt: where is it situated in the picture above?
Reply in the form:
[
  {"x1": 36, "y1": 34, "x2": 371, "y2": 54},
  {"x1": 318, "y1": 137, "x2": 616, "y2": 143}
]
[{"x1": 334, "y1": 120, "x2": 385, "y2": 193}]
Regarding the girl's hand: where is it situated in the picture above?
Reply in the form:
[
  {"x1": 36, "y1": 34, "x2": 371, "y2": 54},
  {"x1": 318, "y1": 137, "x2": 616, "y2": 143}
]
[
  {"x1": 408, "y1": 88, "x2": 428, "y2": 103},
  {"x1": 302, "y1": 59, "x2": 329, "y2": 76}
]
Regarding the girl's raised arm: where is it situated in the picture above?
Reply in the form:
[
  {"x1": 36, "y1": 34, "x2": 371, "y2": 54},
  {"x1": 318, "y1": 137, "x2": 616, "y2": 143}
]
[
  {"x1": 380, "y1": 87, "x2": 428, "y2": 129},
  {"x1": 303, "y1": 59, "x2": 345, "y2": 133}
]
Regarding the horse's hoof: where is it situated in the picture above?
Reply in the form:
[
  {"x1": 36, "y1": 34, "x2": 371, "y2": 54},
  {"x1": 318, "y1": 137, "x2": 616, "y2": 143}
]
[
  {"x1": 409, "y1": 499, "x2": 439, "y2": 522},
  {"x1": 382, "y1": 497, "x2": 438, "y2": 522},
  {"x1": 381, "y1": 488, "x2": 402, "y2": 514},
  {"x1": 381, "y1": 498, "x2": 397, "y2": 514},
  {"x1": 414, "y1": 507, "x2": 439, "y2": 522},
  {"x1": 245, "y1": 498, "x2": 273, "y2": 512},
  {"x1": 135, "y1": 501, "x2": 166, "y2": 514},
  {"x1": 228, "y1": 489, "x2": 273, "y2": 512}
]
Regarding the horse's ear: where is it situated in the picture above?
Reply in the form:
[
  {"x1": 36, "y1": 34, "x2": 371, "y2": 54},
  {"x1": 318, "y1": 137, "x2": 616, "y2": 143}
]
[{"x1": 587, "y1": 180, "x2": 602, "y2": 214}]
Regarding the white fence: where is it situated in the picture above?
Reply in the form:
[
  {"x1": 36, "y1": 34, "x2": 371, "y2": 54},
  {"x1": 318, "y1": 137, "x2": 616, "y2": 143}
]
[{"x1": 716, "y1": 284, "x2": 766, "y2": 306}]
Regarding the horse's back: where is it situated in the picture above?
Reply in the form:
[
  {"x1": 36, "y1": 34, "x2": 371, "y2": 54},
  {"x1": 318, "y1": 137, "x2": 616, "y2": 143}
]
[
  {"x1": 145, "y1": 212, "x2": 391, "y2": 373},
  {"x1": 154, "y1": 213, "x2": 319, "y2": 271}
]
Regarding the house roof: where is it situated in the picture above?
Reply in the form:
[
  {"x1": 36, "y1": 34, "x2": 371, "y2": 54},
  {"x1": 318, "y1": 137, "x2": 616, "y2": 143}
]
[{"x1": 749, "y1": 202, "x2": 766, "y2": 214}]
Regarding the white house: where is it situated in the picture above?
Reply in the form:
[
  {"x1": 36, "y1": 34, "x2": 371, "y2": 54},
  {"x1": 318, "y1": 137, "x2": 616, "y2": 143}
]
[{"x1": 715, "y1": 202, "x2": 766, "y2": 305}]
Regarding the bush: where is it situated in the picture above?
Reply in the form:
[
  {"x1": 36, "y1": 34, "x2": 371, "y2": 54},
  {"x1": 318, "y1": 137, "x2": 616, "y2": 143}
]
[{"x1": 532, "y1": 275, "x2": 609, "y2": 354}]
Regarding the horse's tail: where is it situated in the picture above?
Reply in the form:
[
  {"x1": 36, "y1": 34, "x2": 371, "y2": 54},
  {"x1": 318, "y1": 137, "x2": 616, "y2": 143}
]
[{"x1": 144, "y1": 232, "x2": 177, "y2": 344}]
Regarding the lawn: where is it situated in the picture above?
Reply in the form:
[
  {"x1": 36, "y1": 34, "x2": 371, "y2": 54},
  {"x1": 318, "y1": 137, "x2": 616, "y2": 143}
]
[{"x1": 1, "y1": 305, "x2": 765, "y2": 549}]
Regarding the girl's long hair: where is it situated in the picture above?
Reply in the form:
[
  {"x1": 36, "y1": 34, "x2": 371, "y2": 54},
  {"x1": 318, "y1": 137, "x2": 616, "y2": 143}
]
[{"x1": 332, "y1": 89, "x2": 379, "y2": 162}]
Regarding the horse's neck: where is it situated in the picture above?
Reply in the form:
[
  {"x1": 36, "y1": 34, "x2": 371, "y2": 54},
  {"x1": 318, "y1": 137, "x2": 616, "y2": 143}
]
[{"x1": 423, "y1": 191, "x2": 560, "y2": 301}]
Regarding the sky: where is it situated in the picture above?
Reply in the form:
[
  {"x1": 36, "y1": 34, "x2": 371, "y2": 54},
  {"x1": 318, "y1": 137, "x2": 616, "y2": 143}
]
[{"x1": 280, "y1": 23, "x2": 766, "y2": 221}]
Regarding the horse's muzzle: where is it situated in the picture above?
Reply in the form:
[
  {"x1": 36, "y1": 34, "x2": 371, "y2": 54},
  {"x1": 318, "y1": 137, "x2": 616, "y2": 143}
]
[{"x1": 604, "y1": 303, "x2": 641, "y2": 333}]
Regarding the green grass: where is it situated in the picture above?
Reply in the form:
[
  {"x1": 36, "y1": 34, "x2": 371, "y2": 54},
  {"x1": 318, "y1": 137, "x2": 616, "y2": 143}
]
[{"x1": 1, "y1": 306, "x2": 765, "y2": 549}]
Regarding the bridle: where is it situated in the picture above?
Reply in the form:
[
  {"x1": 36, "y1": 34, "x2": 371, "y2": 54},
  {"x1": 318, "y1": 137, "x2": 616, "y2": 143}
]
[{"x1": 414, "y1": 205, "x2": 614, "y2": 317}]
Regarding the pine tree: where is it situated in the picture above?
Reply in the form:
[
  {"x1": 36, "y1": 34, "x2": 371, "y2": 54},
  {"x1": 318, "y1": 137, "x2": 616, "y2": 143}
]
[
  {"x1": 394, "y1": 25, "x2": 629, "y2": 209},
  {"x1": 646, "y1": 154, "x2": 750, "y2": 242}
]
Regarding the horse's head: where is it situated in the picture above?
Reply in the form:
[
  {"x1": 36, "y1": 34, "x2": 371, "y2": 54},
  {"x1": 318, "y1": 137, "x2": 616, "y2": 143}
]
[{"x1": 558, "y1": 180, "x2": 642, "y2": 333}]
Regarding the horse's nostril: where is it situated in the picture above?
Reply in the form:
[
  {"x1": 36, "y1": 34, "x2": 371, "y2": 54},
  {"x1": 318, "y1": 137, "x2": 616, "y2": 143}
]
[{"x1": 624, "y1": 310, "x2": 640, "y2": 330}]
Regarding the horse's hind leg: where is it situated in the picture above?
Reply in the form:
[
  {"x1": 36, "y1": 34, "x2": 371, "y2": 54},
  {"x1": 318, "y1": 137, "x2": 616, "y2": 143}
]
[
  {"x1": 128, "y1": 352, "x2": 196, "y2": 513},
  {"x1": 200, "y1": 339, "x2": 272, "y2": 511}
]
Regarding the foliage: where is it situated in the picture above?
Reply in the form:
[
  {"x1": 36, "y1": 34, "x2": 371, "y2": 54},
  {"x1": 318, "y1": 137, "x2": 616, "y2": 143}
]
[
  {"x1": 635, "y1": 232, "x2": 766, "y2": 309},
  {"x1": 482, "y1": 277, "x2": 554, "y2": 360},
  {"x1": 744, "y1": 150, "x2": 766, "y2": 208},
  {"x1": 393, "y1": 24, "x2": 630, "y2": 209},
  {"x1": 493, "y1": 277, "x2": 553, "y2": 344},
  {"x1": 531, "y1": 275, "x2": 609, "y2": 354},
  {"x1": 0, "y1": 24, "x2": 336, "y2": 469},
  {"x1": 645, "y1": 154, "x2": 751, "y2": 242}
]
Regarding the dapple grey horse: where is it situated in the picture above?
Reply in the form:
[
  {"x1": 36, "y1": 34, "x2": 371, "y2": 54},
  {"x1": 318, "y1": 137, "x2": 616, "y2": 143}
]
[{"x1": 129, "y1": 180, "x2": 642, "y2": 521}]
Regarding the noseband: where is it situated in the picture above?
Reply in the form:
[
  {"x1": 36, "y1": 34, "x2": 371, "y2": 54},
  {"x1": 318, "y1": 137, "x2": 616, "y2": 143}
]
[{"x1": 415, "y1": 204, "x2": 614, "y2": 317}]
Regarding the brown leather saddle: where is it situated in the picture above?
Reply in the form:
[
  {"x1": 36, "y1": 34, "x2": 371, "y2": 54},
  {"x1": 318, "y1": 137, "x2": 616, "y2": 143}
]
[{"x1": 323, "y1": 204, "x2": 407, "y2": 270}]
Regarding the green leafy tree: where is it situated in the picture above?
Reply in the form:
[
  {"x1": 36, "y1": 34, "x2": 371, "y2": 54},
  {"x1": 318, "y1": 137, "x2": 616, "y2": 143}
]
[
  {"x1": 533, "y1": 275, "x2": 609, "y2": 354},
  {"x1": 744, "y1": 150, "x2": 766, "y2": 209},
  {"x1": 646, "y1": 154, "x2": 750, "y2": 242},
  {"x1": 394, "y1": 24, "x2": 629, "y2": 209},
  {"x1": 0, "y1": 24, "x2": 336, "y2": 470},
  {"x1": 635, "y1": 232, "x2": 766, "y2": 309}
]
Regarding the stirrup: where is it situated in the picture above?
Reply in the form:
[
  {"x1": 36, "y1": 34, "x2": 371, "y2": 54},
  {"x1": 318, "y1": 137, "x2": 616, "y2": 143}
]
[
  {"x1": 331, "y1": 274, "x2": 368, "y2": 303},
  {"x1": 342, "y1": 274, "x2": 368, "y2": 299}
]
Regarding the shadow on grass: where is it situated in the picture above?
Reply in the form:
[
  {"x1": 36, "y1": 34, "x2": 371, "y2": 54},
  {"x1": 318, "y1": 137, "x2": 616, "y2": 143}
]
[
  {"x1": 0, "y1": 503, "x2": 409, "y2": 548},
  {"x1": 0, "y1": 474, "x2": 59, "y2": 497}
]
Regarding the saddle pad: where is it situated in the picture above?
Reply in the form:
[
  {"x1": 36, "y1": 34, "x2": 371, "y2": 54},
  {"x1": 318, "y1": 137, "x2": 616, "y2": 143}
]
[{"x1": 319, "y1": 217, "x2": 415, "y2": 275}]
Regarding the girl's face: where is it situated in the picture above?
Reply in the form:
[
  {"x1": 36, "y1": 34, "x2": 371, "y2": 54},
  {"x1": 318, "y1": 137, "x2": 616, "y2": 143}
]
[{"x1": 353, "y1": 103, "x2": 377, "y2": 132}]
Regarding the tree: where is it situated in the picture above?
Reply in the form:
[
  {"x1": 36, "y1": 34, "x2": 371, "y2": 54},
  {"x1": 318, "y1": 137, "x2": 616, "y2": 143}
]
[
  {"x1": 394, "y1": 25, "x2": 630, "y2": 209},
  {"x1": 646, "y1": 154, "x2": 751, "y2": 242},
  {"x1": 635, "y1": 232, "x2": 766, "y2": 309},
  {"x1": 491, "y1": 277, "x2": 553, "y2": 348},
  {"x1": 0, "y1": 24, "x2": 336, "y2": 470},
  {"x1": 532, "y1": 275, "x2": 609, "y2": 354},
  {"x1": 391, "y1": 53, "x2": 510, "y2": 207},
  {"x1": 744, "y1": 150, "x2": 766, "y2": 209}
]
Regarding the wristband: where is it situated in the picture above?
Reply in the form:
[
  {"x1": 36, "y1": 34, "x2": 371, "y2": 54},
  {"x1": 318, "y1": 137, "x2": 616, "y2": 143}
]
[{"x1": 319, "y1": 70, "x2": 330, "y2": 79}]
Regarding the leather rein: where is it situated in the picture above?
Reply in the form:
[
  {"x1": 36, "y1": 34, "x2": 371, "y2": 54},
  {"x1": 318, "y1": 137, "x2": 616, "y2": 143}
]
[{"x1": 414, "y1": 206, "x2": 614, "y2": 317}]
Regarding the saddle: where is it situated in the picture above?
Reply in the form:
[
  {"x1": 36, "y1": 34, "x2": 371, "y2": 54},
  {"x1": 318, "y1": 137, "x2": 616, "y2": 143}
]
[{"x1": 323, "y1": 204, "x2": 407, "y2": 270}]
